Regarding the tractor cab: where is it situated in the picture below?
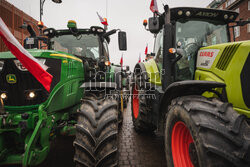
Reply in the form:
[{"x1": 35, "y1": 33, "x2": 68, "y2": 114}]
[
  {"x1": 147, "y1": 7, "x2": 243, "y2": 86},
  {"x1": 131, "y1": 4, "x2": 250, "y2": 167},
  {"x1": 42, "y1": 20, "x2": 127, "y2": 81}
]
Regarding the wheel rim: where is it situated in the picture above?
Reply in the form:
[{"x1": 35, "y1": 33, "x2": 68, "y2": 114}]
[
  {"x1": 132, "y1": 85, "x2": 139, "y2": 119},
  {"x1": 171, "y1": 121, "x2": 195, "y2": 167}
]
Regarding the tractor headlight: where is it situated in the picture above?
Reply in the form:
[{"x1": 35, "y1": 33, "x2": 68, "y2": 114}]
[
  {"x1": 14, "y1": 59, "x2": 46, "y2": 71},
  {"x1": 0, "y1": 92, "x2": 7, "y2": 100},
  {"x1": 14, "y1": 60, "x2": 28, "y2": 71},
  {"x1": 97, "y1": 29, "x2": 104, "y2": 33},
  {"x1": 26, "y1": 91, "x2": 36, "y2": 100},
  {"x1": 0, "y1": 61, "x2": 4, "y2": 72},
  {"x1": 178, "y1": 10, "x2": 183, "y2": 16},
  {"x1": 186, "y1": 11, "x2": 191, "y2": 17}
]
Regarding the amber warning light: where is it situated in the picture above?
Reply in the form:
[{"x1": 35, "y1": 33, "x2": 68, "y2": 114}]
[
  {"x1": 38, "y1": 21, "x2": 44, "y2": 28},
  {"x1": 143, "y1": 19, "x2": 148, "y2": 27}
]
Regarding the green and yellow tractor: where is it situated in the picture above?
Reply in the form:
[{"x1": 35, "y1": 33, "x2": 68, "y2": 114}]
[
  {"x1": 131, "y1": 5, "x2": 250, "y2": 167},
  {"x1": 0, "y1": 20, "x2": 126, "y2": 166}
]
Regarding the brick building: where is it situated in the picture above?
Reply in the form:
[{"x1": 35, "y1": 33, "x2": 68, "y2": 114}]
[
  {"x1": 0, "y1": 0, "x2": 41, "y2": 52},
  {"x1": 208, "y1": 0, "x2": 250, "y2": 41}
]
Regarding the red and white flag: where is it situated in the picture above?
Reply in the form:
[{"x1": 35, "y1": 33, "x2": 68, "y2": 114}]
[
  {"x1": 120, "y1": 54, "x2": 123, "y2": 67},
  {"x1": 96, "y1": 12, "x2": 108, "y2": 26},
  {"x1": 150, "y1": 0, "x2": 158, "y2": 13},
  {"x1": 138, "y1": 54, "x2": 141, "y2": 63},
  {"x1": 145, "y1": 44, "x2": 148, "y2": 55},
  {"x1": 0, "y1": 17, "x2": 53, "y2": 92}
]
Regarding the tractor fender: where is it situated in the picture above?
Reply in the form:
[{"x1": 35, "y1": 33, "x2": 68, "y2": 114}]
[
  {"x1": 134, "y1": 60, "x2": 162, "y2": 86},
  {"x1": 160, "y1": 80, "x2": 226, "y2": 113},
  {"x1": 133, "y1": 63, "x2": 149, "y2": 82}
]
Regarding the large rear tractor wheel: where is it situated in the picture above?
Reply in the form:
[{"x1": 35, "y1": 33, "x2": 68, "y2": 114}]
[
  {"x1": 165, "y1": 95, "x2": 250, "y2": 167},
  {"x1": 74, "y1": 95, "x2": 118, "y2": 167},
  {"x1": 131, "y1": 72, "x2": 155, "y2": 133}
]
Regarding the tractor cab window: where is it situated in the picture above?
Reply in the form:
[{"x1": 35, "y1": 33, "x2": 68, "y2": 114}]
[
  {"x1": 154, "y1": 29, "x2": 164, "y2": 71},
  {"x1": 51, "y1": 34, "x2": 100, "y2": 60},
  {"x1": 103, "y1": 40, "x2": 110, "y2": 61},
  {"x1": 175, "y1": 19, "x2": 229, "y2": 80}
]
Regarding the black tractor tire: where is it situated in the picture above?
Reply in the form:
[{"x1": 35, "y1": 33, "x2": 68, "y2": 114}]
[
  {"x1": 165, "y1": 95, "x2": 250, "y2": 167},
  {"x1": 131, "y1": 71, "x2": 156, "y2": 133},
  {"x1": 74, "y1": 95, "x2": 118, "y2": 167}
]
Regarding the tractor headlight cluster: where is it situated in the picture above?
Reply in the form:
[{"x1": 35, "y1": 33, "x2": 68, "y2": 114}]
[
  {"x1": 14, "y1": 59, "x2": 46, "y2": 71},
  {"x1": 91, "y1": 27, "x2": 104, "y2": 33},
  {"x1": 14, "y1": 60, "x2": 28, "y2": 71},
  {"x1": 0, "y1": 92, "x2": 7, "y2": 100}
]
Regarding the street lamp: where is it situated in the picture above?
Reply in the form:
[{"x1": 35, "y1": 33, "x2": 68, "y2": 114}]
[{"x1": 40, "y1": 0, "x2": 62, "y2": 21}]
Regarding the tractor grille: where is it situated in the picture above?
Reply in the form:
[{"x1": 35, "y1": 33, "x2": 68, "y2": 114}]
[
  {"x1": 216, "y1": 43, "x2": 241, "y2": 71},
  {"x1": 0, "y1": 58, "x2": 61, "y2": 106}
]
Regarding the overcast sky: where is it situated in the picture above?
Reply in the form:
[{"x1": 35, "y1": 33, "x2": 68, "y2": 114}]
[{"x1": 6, "y1": 0, "x2": 212, "y2": 69}]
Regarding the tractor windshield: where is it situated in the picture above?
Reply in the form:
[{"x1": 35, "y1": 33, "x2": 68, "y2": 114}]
[
  {"x1": 51, "y1": 34, "x2": 100, "y2": 60},
  {"x1": 175, "y1": 19, "x2": 229, "y2": 80}
]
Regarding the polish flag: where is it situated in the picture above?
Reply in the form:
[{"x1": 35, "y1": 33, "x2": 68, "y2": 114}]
[
  {"x1": 138, "y1": 54, "x2": 141, "y2": 63},
  {"x1": 97, "y1": 12, "x2": 108, "y2": 26},
  {"x1": 145, "y1": 44, "x2": 148, "y2": 55},
  {"x1": 150, "y1": 0, "x2": 158, "y2": 13},
  {"x1": 0, "y1": 17, "x2": 53, "y2": 92},
  {"x1": 120, "y1": 54, "x2": 123, "y2": 67}
]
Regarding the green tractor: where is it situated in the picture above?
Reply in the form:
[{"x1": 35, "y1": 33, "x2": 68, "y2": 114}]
[
  {"x1": 131, "y1": 5, "x2": 250, "y2": 167},
  {"x1": 0, "y1": 20, "x2": 126, "y2": 166}
]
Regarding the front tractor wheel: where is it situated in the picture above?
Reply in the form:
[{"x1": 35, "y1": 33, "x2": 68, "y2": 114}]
[
  {"x1": 74, "y1": 95, "x2": 118, "y2": 167},
  {"x1": 165, "y1": 96, "x2": 250, "y2": 167},
  {"x1": 131, "y1": 81, "x2": 155, "y2": 133}
]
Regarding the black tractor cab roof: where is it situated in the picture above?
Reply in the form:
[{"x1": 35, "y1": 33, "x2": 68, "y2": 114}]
[
  {"x1": 43, "y1": 26, "x2": 106, "y2": 38},
  {"x1": 169, "y1": 7, "x2": 238, "y2": 23},
  {"x1": 43, "y1": 26, "x2": 111, "y2": 42}
]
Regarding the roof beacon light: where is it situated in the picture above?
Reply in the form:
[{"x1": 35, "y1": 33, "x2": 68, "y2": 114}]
[
  {"x1": 186, "y1": 11, "x2": 191, "y2": 17},
  {"x1": 224, "y1": 14, "x2": 228, "y2": 19},
  {"x1": 67, "y1": 20, "x2": 77, "y2": 29},
  {"x1": 38, "y1": 21, "x2": 44, "y2": 28}
]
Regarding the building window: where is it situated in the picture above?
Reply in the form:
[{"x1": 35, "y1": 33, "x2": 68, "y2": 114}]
[
  {"x1": 248, "y1": 1, "x2": 250, "y2": 10},
  {"x1": 234, "y1": 26, "x2": 240, "y2": 38},
  {"x1": 234, "y1": 8, "x2": 240, "y2": 38},
  {"x1": 235, "y1": 8, "x2": 239, "y2": 13},
  {"x1": 226, "y1": 0, "x2": 236, "y2": 8},
  {"x1": 248, "y1": 18, "x2": 250, "y2": 33}
]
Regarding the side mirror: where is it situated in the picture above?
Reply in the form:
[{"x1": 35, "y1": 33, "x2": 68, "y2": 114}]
[
  {"x1": 148, "y1": 17, "x2": 160, "y2": 34},
  {"x1": 118, "y1": 31, "x2": 127, "y2": 51}
]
